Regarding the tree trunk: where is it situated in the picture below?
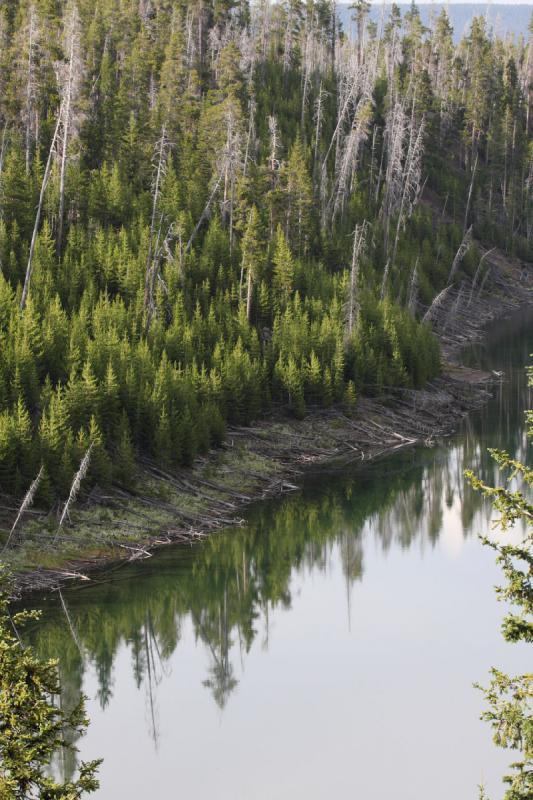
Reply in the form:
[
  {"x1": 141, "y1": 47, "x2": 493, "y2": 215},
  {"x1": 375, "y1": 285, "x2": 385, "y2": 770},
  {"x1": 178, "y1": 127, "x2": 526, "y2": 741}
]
[
  {"x1": 246, "y1": 268, "x2": 253, "y2": 322},
  {"x1": 464, "y1": 150, "x2": 478, "y2": 233},
  {"x1": 57, "y1": 32, "x2": 75, "y2": 256},
  {"x1": 20, "y1": 113, "x2": 62, "y2": 310}
]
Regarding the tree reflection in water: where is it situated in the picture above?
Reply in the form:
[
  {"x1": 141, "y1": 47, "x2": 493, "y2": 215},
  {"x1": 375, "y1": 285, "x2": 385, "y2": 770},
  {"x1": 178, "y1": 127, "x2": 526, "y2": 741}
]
[{"x1": 23, "y1": 309, "x2": 533, "y2": 782}]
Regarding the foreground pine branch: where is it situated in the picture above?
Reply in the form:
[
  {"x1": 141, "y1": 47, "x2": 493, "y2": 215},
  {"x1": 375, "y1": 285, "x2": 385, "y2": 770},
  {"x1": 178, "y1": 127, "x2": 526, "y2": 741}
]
[{"x1": 466, "y1": 371, "x2": 533, "y2": 799}]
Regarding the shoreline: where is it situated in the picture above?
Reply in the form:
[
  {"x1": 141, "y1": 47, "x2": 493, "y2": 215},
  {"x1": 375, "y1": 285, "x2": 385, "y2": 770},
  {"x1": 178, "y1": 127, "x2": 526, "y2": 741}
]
[{"x1": 6, "y1": 250, "x2": 533, "y2": 600}]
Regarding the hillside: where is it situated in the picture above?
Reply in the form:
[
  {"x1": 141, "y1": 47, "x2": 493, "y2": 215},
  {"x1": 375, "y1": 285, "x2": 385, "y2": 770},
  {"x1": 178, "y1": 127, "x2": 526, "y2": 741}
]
[{"x1": 0, "y1": 0, "x2": 532, "y2": 544}]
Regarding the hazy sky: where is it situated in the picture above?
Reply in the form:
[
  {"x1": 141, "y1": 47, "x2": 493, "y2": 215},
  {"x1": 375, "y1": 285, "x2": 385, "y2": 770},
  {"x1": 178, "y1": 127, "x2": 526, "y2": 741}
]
[{"x1": 366, "y1": 1, "x2": 533, "y2": 5}]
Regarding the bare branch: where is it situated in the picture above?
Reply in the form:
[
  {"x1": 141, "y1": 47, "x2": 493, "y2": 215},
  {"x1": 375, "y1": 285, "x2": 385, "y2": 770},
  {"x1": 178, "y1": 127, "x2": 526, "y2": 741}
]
[
  {"x1": 54, "y1": 443, "x2": 93, "y2": 542},
  {"x1": 1, "y1": 466, "x2": 44, "y2": 552}
]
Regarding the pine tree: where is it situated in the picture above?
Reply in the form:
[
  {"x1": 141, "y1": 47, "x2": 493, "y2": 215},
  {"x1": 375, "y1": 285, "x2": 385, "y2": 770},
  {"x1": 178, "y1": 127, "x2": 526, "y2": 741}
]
[
  {"x1": 240, "y1": 205, "x2": 265, "y2": 322},
  {"x1": 272, "y1": 226, "x2": 295, "y2": 312},
  {"x1": 466, "y1": 380, "x2": 533, "y2": 799},
  {"x1": 0, "y1": 576, "x2": 100, "y2": 796}
]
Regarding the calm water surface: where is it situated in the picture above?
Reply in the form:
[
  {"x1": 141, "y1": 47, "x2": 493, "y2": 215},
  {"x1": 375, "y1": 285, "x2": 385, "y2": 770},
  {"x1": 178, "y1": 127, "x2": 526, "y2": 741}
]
[{"x1": 26, "y1": 311, "x2": 533, "y2": 800}]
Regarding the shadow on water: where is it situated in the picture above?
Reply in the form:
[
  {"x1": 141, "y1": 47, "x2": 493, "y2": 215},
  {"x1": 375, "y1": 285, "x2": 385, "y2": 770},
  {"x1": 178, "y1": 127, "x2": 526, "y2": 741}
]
[{"x1": 24, "y1": 309, "x2": 533, "y2": 799}]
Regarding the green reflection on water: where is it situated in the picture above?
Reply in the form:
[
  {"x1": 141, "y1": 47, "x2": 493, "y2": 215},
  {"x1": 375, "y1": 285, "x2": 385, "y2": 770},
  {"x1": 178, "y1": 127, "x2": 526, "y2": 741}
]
[{"x1": 23, "y1": 309, "x2": 533, "y2": 786}]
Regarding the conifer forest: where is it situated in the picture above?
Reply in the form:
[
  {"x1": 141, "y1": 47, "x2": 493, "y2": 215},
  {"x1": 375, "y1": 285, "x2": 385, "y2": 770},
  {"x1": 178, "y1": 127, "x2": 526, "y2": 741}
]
[
  {"x1": 2, "y1": 0, "x2": 530, "y2": 502},
  {"x1": 0, "y1": 3, "x2": 533, "y2": 799}
]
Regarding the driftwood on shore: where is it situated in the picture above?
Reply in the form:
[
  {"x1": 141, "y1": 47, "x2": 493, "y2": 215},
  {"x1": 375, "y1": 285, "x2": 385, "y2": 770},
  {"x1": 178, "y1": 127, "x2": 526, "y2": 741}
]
[
  {"x1": 4, "y1": 252, "x2": 533, "y2": 599},
  {"x1": 4, "y1": 367, "x2": 497, "y2": 599}
]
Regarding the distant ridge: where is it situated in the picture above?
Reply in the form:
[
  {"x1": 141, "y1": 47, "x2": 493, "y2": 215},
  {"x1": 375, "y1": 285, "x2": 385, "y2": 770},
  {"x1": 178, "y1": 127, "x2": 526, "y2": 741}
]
[{"x1": 338, "y1": 4, "x2": 533, "y2": 40}]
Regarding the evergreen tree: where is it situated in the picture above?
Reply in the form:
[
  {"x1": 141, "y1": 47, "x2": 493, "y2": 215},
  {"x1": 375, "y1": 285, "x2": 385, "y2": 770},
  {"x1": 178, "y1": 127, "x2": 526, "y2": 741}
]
[
  {"x1": 466, "y1": 381, "x2": 533, "y2": 799},
  {"x1": 0, "y1": 573, "x2": 101, "y2": 797}
]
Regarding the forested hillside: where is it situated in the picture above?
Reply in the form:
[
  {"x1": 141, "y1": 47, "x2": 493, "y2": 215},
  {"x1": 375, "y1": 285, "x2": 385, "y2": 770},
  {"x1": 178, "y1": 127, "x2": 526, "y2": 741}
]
[{"x1": 0, "y1": 0, "x2": 531, "y2": 504}]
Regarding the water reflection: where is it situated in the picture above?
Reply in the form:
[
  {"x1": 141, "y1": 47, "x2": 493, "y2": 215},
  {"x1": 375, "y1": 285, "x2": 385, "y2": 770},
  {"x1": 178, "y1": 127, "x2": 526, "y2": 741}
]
[{"x1": 25, "y1": 310, "x2": 533, "y2": 798}]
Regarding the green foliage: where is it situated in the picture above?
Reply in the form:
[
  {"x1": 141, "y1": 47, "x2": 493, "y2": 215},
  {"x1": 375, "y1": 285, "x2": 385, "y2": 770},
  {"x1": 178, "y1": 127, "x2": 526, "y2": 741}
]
[
  {"x1": 466, "y1": 373, "x2": 533, "y2": 799},
  {"x1": 0, "y1": 0, "x2": 529, "y2": 516},
  {"x1": 0, "y1": 573, "x2": 100, "y2": 798}
]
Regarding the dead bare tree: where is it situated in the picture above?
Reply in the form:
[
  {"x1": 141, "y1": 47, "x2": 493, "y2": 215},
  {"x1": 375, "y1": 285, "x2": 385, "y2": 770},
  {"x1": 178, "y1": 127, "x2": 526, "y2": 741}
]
[
  {"x1": 318, "y1": 31, "x2": 380, "y2": 228},
  {"x1": 268, "y1": 114, "x2": 281, "y2": 175},
  {"x1": 300, "y1": 14, "x2": 312, "y2": 132},
  {"x1": 313, "y1": 83, "x2": 327, "y2": 182},
  {"x1": 22, "y1": 4, "x2": 40, "y2": 175},
  {"x1": 381, "y1": 98, "x2": 407, "y2": 252},
  {"x1": 448, "y1": 224, "x2": 473, "y2": 282},
  {"x1": 54, "y1": 443, "x2": 93, "y2": 543},
  {"x1": 468, "y1": 247, "x2": 496, "y2": 306},
  {"x1": 282, "y1": 2, "x2": 297, "y2": 74},
  {"x1": 422, "y1": 284, "x2": 453, "y2": 326},
  {"x1": 328, "y1": 98, "x2": 372, "y2": 224},
  {"x1": 186, "y1": 171, "x2": 224, "y2": 253},
  {"x1": 144, "y1": 126, "x2": 170, "y2": 327},
  {"x1": 267, "y1": 115, "x2": 281, "y2": 238},
  {"x1": 20, "y1": 112, "x2": 62, "y2": 310},
  {"x1": 243, "y1": 96, "x2": 257, "y2": 177},
  {"x1": 389, "y1": 112, "x2": 425, "y2": 266},
  {"x1": 1, "y1": 466, "x2": 44, "y2": 552},
  {"x1": 144, "y1": 221, "x2": 178, "y2": 331},
  {"x1": 219, "y1": 106, "x2": 243, "y2": 253},
  {"x1": 463, "y1": 150, "x2": 478, "y2": 233},
  {"x1": 56, "y1": 0, "x2": 84, "y2": 256},
  {"x1": 300, "y1": 3, "x2": 331, "y2": 135},
  {"x1": 254, "y1": 0, "x2": 272, "y2": 61},
  {"x1": 347, "y1": 221, "x2": 368, "y2": 336},
  {"x1": 320, "y1": 49, "x2": 363, "y2": 181},
  {"x1": 379, "y1": 90, "x2": 426, "y2": 268}
]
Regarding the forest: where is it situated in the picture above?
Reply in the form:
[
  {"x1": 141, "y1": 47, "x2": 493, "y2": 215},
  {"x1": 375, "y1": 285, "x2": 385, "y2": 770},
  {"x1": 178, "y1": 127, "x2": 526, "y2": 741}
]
[{"x1": 0, "y1": 0, "x2": 531, "y2": 505}]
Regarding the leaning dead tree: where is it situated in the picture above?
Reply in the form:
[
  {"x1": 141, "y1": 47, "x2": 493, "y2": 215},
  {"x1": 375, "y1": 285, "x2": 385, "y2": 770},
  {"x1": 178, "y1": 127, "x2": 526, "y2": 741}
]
[
  {"x1": 448, "y1": 224, "x2": 473, "y2": 282},
  {"x1": 299, "y1": 4, "x2": 332, "y2": 134},
  {"x1": 463, "y1": 150, "x2": 478, "y2": 233},
  {"x1": 381, "y1": 98, "x2": 407, "y2": 251},
  {"x1": 328, "y1": 98, "x2": 372, "y2": 224},
  {"x1": 421, "y1": 284, "x2": 453, "y2": 326},
  {"x1": 319, "y1": 35, "x2": 379, "y2": 228},
  {"x1": 468, "y1": 247, "x2": 496, "y2": 305},
  {"x1": 20, "y1": 112, "x2": 62, "y2": 310},
  {"x1": 282, "y1": 0, "x2": 297, "y2": 75},
  {"x1": 1, "y1": 465, "x2": 44, "y2": 552},
  {"x1": 144, "y1": 126, "x2": 171, "y2": 330},
  {"x1": 186, "y1": 172, "x2": 224, "y2": 253},
  {"x1": 389, "y1": 113, "x2": 425, "y2": 267},
  {"x1": 54, "y1": 443, "x2": 93, "y2": 543},
  {"x1": 381, "y1": 96, "x2": 425, "y2": 263}
]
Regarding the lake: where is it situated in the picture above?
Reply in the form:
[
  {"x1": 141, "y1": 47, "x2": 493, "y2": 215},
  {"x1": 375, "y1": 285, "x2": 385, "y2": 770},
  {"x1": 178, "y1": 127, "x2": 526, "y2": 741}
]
[{"x1": 26, "y1": 310, "x2": 532, "y2": 800}]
